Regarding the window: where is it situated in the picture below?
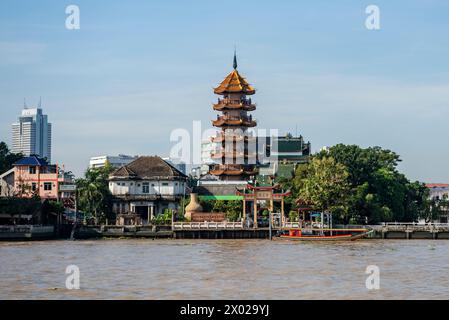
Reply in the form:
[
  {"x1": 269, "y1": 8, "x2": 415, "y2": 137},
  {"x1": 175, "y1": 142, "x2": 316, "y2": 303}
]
[
  {"x1": 142, "y1": 182, "x2": 150, "y2": 194},
  {"x1": 29, "y1": 166, "x2": 36, "y2": 174},
  {"x1": 31, "y1": 183, "x2": 37, "y2": 191},
  {"x1": 162, "y1": 182, "x2": 169, "y2": 186},
  {"x1": 43, "y1": 182, "x2": 52, "y2": 191}
]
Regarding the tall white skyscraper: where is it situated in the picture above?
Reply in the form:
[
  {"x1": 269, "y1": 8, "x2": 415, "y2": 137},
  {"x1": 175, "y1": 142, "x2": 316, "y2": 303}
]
[{"x1": 11, "y1": 107, "x2": 52, "y2": 162}]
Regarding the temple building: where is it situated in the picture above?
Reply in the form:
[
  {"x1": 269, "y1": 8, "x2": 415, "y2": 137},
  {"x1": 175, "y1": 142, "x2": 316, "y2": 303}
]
[
  {"x1": 196, "y1": 54, "x2": 312, "y2": 200},
  {"x1": 209, "y1": 53, "x2": 258, "y2": 181}
]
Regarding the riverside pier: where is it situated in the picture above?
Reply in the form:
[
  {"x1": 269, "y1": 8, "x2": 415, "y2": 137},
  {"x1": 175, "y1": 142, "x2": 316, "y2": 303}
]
[
  {"x1": 67, "y1": 222, "x2": 449, "y2": 240},
  {"x1": 3, "y1": 222, "x2": 449, "y2": 240}
]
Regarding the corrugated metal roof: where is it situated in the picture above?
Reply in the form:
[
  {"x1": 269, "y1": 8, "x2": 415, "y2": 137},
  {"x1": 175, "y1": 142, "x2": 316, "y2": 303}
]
[{"x1": 13, "y1": 155, "x2": 49, "y2": 166}]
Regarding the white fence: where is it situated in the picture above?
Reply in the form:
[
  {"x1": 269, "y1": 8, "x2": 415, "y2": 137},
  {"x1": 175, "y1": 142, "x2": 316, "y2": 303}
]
[
  {"x1": 382, "y1": 222, "x2": 449, "y2": 227},
  {"x1": 172, "y1": 222, "x2": 244, "y2": 230}
]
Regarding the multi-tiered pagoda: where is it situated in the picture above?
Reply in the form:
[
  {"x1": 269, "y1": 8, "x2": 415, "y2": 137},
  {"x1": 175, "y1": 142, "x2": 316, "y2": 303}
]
[{"x1": 209, "y1": 54, "x2": 258, "y2": 181}]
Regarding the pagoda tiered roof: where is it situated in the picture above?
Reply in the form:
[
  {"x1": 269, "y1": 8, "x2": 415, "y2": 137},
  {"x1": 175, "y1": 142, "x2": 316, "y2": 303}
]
[
  {"x1": 213, "y1": 98, "x2": 256, "y2": 111},
  {"x1": 214, "y1": 70, "x2": 256, "y2": 95},
  {"x1": 212, "y1": 115, "x2": 256, "y2": 127},
  {"x1": 209, "y1": 164, "x2": 258, "y2": 176}
]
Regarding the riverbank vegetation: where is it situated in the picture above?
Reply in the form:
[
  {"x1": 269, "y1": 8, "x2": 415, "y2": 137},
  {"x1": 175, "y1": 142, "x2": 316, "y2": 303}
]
[
  {"x1": 75, "y1": 163, "x2": 114, "y2": 224},
  {"x1": 281, "y1": 144, "x2": 430, "y2": 224},
  {"x1": 0, "y1": 141, "x2": 22, "y2": 174}
]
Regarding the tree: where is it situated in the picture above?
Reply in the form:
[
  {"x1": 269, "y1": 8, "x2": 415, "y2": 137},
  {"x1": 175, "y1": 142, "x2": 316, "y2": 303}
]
[
  {"x1": 212, "y1": 200, "x2": 242, "y2": 222},
  {"x1": 312, "y1": 144, "x2": 428, "y2": 223},
  {"x1": 0, "y1": 142, "x2": 23, "y2": 174},
  {"x1": 76, "y1": 163, "x2": 114, "y2": 224},
  {"x1": 427, "y1": 194, "x2": 449, "y2": 223},
  {"x1": 294, "y1": 157, "x2": 351, "y2": 222}
]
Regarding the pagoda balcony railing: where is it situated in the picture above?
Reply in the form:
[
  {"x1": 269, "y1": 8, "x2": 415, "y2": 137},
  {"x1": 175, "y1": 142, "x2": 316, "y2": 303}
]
[
  {"x1": 211, "y1": 164, "x2": 257, "y2": 171},
  {"x1": 213, "y1": 98, "x2": 256, "y2": 111},
  {"x1": 215, "y1": 115, "x2": 254, "y2": 122},
  {"x1": 211, "y1": 150, "x2": 257, "y2": 159},
  {"x1": 211, "y1": 164, "x2": 244, "y2": 171},
  {"x1": 217, "y1": 98, "x2": 253, "y2": 106},
  {"x1": 211, "y1": 132, "x2": 256, "y2": 142}
]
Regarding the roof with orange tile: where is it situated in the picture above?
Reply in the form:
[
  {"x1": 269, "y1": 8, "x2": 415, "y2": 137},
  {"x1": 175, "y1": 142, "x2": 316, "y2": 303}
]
[
  {"x1": 214, "y1": 69, "x2": 255, "y2": 95},
  {"x1": 426, "y1": 183, "x2": 449, "y2": 188}
]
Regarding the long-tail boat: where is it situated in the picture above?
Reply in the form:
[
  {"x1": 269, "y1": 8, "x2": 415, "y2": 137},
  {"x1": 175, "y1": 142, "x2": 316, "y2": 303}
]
[
  {"x1": 275, "y1": 199, "x2": 372, "y2": 241},
  {"x1": 276, "y1": 227, "x2": 371, "y2": 241}
]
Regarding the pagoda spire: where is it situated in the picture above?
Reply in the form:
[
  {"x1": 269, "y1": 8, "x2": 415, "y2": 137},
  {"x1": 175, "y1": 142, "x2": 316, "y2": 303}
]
[{"x1": 233, "y1": 49, "x2": 238, "y2": 70}]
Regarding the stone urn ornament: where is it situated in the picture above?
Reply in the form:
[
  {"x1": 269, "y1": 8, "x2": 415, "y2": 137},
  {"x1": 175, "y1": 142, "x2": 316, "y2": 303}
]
[{"x1": 184, "y1": 193, "x2": 203, "y2": 221}]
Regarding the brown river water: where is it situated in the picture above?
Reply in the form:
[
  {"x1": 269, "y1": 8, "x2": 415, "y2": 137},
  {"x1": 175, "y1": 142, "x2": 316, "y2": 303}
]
[{"x1": 0, "y1": 239, "x2": 448, "y2": 299}]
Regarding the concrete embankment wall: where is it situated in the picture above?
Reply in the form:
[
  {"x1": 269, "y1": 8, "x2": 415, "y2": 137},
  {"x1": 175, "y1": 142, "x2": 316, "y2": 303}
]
[
  {"x1": 74, "y1": 225, "x2": 173, "y2": 239},
  {"x1": 173, "y1": 229, "x2": 270, "y2": 239}
]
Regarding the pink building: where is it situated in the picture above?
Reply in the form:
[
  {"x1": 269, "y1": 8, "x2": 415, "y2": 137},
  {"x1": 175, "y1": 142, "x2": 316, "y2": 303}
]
[{"x1": 11, "y1": 155, "x2": 74, "y2": 200}]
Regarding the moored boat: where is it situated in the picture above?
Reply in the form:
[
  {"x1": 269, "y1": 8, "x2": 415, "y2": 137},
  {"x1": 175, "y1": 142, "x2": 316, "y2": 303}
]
[
  {"x1": 276, "y1": 228, "x2": 371, "y2": 241},
  {"x1": 276, "y1": 201, "x2": 372, "y2": 241}
]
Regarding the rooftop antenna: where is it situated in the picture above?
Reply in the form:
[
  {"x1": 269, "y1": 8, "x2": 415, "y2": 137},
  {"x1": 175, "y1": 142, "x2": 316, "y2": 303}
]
[
  {"x1": 24, "y1": 98, "x2": 28, "y2": 109},
  {"x1": 295, "y1": 124, "x2": 298, "y2": 137},
  {"x1": 38, "y1": 96, "x2": 42, "y2": 108}
]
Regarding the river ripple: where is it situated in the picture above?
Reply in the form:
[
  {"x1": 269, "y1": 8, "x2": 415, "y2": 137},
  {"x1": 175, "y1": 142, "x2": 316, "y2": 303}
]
[{"x1": 0, "y1": 239, "x2": 448, "y2": 299}]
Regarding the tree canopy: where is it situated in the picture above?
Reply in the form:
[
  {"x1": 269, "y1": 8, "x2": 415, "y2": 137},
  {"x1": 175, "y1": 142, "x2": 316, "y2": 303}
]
[
  {"x1": 294, "y1": 157, "x2": 350, "y2": 216},
  {"x1": 0, "y1": 142, "x2": 23, "y2": 174},
  {"x1": 76, "y1": 162, "x2": 114, "y2": 224},
  {"x1": 285, "y1": 144, "x2": 429, "y2": 224}
]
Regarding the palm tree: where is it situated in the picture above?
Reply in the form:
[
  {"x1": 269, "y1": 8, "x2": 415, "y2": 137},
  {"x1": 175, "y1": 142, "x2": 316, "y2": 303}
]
[{"x1": 76, "y1": 164, "x2": 113, "y2": 225}]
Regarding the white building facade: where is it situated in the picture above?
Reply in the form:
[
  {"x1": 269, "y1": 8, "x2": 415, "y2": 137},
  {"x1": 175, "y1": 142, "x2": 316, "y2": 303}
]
[
  {"x1": 12, "y1": 107, "x2": 52, "y2": 162},
  {"x1": 89, "y1": 154, "x2": 138, "y2": 169},
  {"x1": 109, "y1": 156, "x2": 188, "y2": 224}
]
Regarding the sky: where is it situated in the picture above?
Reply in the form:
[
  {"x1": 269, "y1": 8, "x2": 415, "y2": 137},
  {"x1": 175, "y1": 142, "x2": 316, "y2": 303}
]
[{"x1": 0, "y1": 0, "x2": 448, "y2": 181}]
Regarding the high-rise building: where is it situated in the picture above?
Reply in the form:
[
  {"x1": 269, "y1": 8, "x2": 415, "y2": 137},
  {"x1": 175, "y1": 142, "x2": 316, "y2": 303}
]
[{"x1": 11, "y1": 107, "x2": 52, "y2": 162}]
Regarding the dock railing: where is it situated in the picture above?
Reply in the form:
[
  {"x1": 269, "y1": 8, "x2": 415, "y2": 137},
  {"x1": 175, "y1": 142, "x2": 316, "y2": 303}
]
[
  {"x1": 282, "y1": 222, "x2": 300, "y2": 229},
  {"x1": 381, "y1": 222, "x2": 449, "y2": 232},
  {"x1": 172, "y1": 221, "x2": 244, "y2": 230}
]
